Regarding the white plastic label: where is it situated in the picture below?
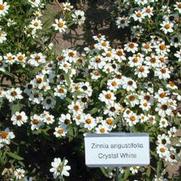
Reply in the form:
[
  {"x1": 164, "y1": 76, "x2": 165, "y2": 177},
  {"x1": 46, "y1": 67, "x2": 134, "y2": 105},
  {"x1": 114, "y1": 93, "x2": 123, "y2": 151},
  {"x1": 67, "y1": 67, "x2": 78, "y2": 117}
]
[{"x1": 84, "y1": 133, "x2": 150, "y2": 167}]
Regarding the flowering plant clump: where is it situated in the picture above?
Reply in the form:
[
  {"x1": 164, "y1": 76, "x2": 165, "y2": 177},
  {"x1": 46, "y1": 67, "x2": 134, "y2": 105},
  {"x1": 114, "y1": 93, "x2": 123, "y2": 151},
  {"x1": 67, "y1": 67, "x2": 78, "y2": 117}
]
[{"x1": 0, "y1": 0, "x2": 181, "y2": 180}]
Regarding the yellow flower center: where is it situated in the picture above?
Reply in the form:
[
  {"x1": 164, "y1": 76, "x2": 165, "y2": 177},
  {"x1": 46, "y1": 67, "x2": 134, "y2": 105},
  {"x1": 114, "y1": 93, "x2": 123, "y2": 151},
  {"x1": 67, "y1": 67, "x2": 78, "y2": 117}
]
[
  {"x1": 106, "y1": 119, "x2": 113, "y2": 125},
  {"x1": 164, "y1": 24, "x2": 170, "y2": 29},
  {"x1": 105, "y1": 93, "x2": 112, "y2": 99},
  {"x1": 139, "y1": 66, "x2": 145, "y2": 72},
  {"x1": 16, "y1": 115, "x2": 22, "y2": 120},
  {"x1": 73, "y1": 105, "x2": 79, "y2": 111},
  {"x1": 136, "y1": 12, "x2": 142, "y2": 17},
  {"x1": 32, "y1": 119, "x2": 39, "y2": 125},
  {"x1": 130, "y1": 116, "x2": 136, "y2": 122},
  {"x1": 0, "y1": 4, "x2": 4, "y2": 11},
  {"x1": 100, "y1": 128, "x2": 105, "y2": 133},
  {"x1": 116, "y1": 50, "x2": 123, "y2": 56},
  {"x1": 129, "y1": 95, "x2": 135, "y2": 101},
  {"x1": 111, "y1": 81, "x2": 117, "y2": 87},
  {"x1": 129, "y1": 43, "x2": 135, "y2": 48},
  {"x1": 58, "y1": 21, "x2": 64, "y2": 28},
  {"x1": 159, "y1": 44, "x2": 166, "y2": 50},
  {"x1": 85, "y1": 119, "x2": 92, "y2": 124},
  {"x1": 0, "y1": 131, "x2": 8, "y2": 139}
]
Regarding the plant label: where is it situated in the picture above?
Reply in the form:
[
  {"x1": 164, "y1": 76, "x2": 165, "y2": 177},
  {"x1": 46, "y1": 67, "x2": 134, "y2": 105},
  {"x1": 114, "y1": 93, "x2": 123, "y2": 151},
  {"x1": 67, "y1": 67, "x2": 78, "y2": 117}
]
[{"x1": 84, "y1": 133, "x2": 150, "y2": 167}]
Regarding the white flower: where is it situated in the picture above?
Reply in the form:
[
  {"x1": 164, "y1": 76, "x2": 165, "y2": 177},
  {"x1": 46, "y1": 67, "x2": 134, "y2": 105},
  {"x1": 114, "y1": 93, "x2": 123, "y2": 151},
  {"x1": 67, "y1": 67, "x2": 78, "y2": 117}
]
[
  {"x1": 135, "y1": 65, "x2": 149, "y2": 78},
  {"x1": 160, "y1": 21, "x2": 174, "y2": 34},
  {"x1": 142, "y1": 42, "x2": 152, "y2": 53},
  {"x1": 107, "y1": 78, "x2": 121, "y2": 91},
  {"x1": 154, "y1": 42, "x2": 170, "y2": 55},
  {"x1": 116, "y1": 16, "x2": 129, "y2": 29},
  {"x1": 4, "y1": 53, "x2": 15, "y2": 64},
  {"x1": 14, "y1": 168, "x2": 25, "y2": 180},
  {"x1": 59, "y1": 114, "x2": 72, "y2": 126},
  {"x1": 174, "y1": 2, "x2": 181, "y2": 14},
  {"x1": 0, "y1": 128, "x2": 15, "y2": 147},
  {"x1": 174, "y1": 49, "x2": 181, "y2": 62},
  {"x1": 0, "y1": 28, "x2": 7, "y2": 43},
  {"x1": 145, "y1": 54, "x2": 159, "y2": 68},
  {"x1": 114, "y1": 48, "x2": 126, "y2": 62},
  {"x1": 94, "y1": 40, "x2": 110, "y2": 51},
  {"x1": 104, "y1": 103, "x2": 122, "y2": 117},
  {"x1": 95, "y1": 124, "x2": 109, "y2": 134},
  {"x1": 159, "y1": 118, "x2": 168, "y2": 128},
  {"x1": 42, "y1": 96, "x2": 56, "y2": 110},
  {"x1": 72, "y1": 113, "x2": 84, "y2": 126},
  {"x1": 125, "y1": 112, "x2": 139, "y2": 126},
  {"x1": 143, "y1": 6, "x2": 154, "y2": 18},
  {"x1": 63, "y1": 49, "x2": 77, "y2": 63},
  {"x1": 30, "y1": 114, "x2": 43, "y2": 130},
  {"x1": 156, "y1": 144, "x2": 169, "y2": 158},
  {"x1": 157, "y1": 134, "x2": 171, "y2": 146},
  {"x1": 52, "y1": 18, "x2": 67, "y2": 33},
  {"x1": 155, "y1": 67, "x2": 171, "y2": 80},
  {"x1": 90, "y1": 69, "x2": 101, "y2": 80},
  {"x1": 93, "y1": 34, "x2": 106, "y2": 41},
  {"x1": 89, "y1": 55, "x2": 105, "y2": 69},
  {"x1": 7, "y1": 19, "x2": 16, "y2": 27},
  {"x1": 128, "y1": 53, "x2": 144, "y2": 67},
  {"x1": 103, "y1": 117, "x2": 116, "y2": 130},
  {"x1": 54, "y1": 85, "x2": 67, "y2": 99},
  {"x1": 147, "y1": 114, "x2": 156, "y2": 125},
  {"x1": 15, "y1": 52, "x2": 27, "y2": 64},
  {"x1": 72, "y1": 10, "x2": 85, "y2": 25},
  {"x1": 28, "y1": 0, "x2": 41, "y2": 8},
  {"x1": 125, "y1": 94, "x2": 139, "y2": 107},
  {"x1": 29, "y1": 18, "x2": 42, "y2": 30},
  {"x1": 130, "y1": 166, "x2": 140, "y2": 174},
  {"x1": 99, "y1": 90, "x2": 116, "y2": 105},
  {"x1": 124, "y1": 42, "x2": 138, "y2": 53},
  {"x1": 11, "y1": 111, "x2": 28, "y2": 127},
  {"x1": 0, "y1": 0, "x2": 9, "y2": 17},
  {"x1": 131, "y1": 10, "x2": 145, "y2": 23},
  {"x1": 134, "y1": 0, "x2": 149, "y2": 5},
  {"x1": 41, "y1": 111, "x2": 55, "y2": 125},
  {"x1": 28, "y1": 53, "x2": 46, "y2": 67},
  {"x1": 6, "y1": 87, "x2": 23, "y2": 102},
  {"x1": 68, "y1": 101, "x2": 84, "y2": 115},
  {"x1": 139, "y1": 100, "x2": 151, "y2": 111},
  {"x1": 155, "y1": 101, "x2": 175, "y2": 117},
  {"x1": 122, "y1": 78, "x2": 137, "y2": 92},
  {"x1": 154, "y1": 88, "x2": 169, "y2": 103},
  {"x1": 62, "y1": 2, "x2": 73, "y2": 11},
  {"x1": 165, "y1": 148, "x2": 178, "y2": 163},
  {"x1": 28, "y1": 91, "x2": 43, "y2": 104},
  {"x1": 168, "y1": 127, "x2": 177, "y2": 137},
  {"x1": 54, "y1": 126, "x2": 67, "y2": 138},
  {"x1": 83, "y1": 114, "x2": 96, "y2": 130},
  {"x1": 79, "y1": 82, "x2": 93, "y2": 97},
  {"x1": 139, "y1": 114, "x2": 148, "y2": 123},
  {"x1": 50, "y1": 158, "x2": 71, "y2": 178}
]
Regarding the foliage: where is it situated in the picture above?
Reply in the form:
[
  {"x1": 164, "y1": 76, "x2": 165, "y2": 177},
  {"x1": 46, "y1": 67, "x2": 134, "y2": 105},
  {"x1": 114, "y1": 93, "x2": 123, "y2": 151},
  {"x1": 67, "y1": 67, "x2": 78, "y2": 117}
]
[{"x1": 0, "y1": 0, "x2": 181, "y2": 180}]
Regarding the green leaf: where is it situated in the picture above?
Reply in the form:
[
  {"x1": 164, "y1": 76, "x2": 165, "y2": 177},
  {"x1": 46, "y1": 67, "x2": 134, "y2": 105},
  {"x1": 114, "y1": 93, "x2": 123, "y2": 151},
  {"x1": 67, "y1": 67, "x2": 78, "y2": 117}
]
[
  {"x1": 90, "y1": 107, "x2": 98, "y2": 114},
  {"x1": 123, "y1": 168, "x2": 130, "y2": 180},
  {"x1": 100, "y1": 77, "x2": 107, "y2": 88},
  {"x1": 7, "y1": 152, "x2": 24, "y2": 161},
  {"x1": 10, "y1": 103, "x2": 23, "y2": 115},
  {"x1": 100, "y1": 168, "x2": 110, "y2": 177},
  {"x1": 0, "y1": 150, "x2": 7, "y2": 165},
  {"x1": 156, "y1": 160, "x2": 162, "y2": 177},
  {"x1": 146, "y1": 166, "x2": 151, "y2": 177},
  {"x1": 64, "y1": 73, "x2": 71, "y2": 88}
]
